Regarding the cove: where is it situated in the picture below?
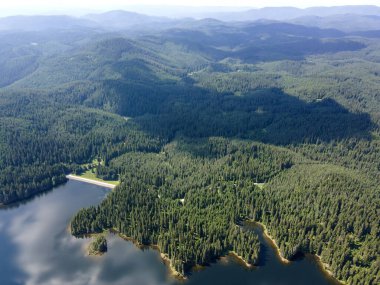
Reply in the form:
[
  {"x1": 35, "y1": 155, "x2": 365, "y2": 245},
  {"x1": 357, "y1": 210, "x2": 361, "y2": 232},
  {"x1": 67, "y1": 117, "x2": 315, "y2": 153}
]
[{"x1": 0, "y1": 180, "x2": 340, "y2": 285}]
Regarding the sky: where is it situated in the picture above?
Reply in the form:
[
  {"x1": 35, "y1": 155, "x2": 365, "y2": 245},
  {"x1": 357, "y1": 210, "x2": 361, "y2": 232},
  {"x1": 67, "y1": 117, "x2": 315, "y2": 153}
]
[{"x1": 1, "y1": 0, "x2": 379, "y2": 16}]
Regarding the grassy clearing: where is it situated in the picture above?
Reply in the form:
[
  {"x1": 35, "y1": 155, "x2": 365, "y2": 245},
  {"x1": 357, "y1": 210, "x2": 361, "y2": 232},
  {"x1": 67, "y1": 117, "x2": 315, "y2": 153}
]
[{"x1": 75, "y1": 169, "x2": 119, "y2": 186}]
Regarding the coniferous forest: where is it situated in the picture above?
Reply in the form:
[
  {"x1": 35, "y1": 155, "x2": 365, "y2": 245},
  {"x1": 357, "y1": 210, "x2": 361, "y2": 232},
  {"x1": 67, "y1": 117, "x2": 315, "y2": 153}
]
[{"x1": 0, "y1": 10, "x2": 379, "y2": 284}]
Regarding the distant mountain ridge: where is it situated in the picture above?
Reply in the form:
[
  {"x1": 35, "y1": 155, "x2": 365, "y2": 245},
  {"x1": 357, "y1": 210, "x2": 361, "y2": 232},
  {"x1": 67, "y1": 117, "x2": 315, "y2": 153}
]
[
  {"x1": 208, "y1": 5, "x2": 380, "y2": 21},
  {"x1": 290, "y1": 14, "x2": 380, "y2": 32},
  {"x1": 0, "y1": 6, "x2": 379, "y2": 34}
]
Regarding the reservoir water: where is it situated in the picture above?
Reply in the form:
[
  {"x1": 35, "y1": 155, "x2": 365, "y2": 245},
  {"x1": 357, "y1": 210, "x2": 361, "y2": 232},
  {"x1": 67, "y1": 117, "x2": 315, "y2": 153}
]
[{"x1": 0, "y1": 180, "x2": 340, "y2": 285}]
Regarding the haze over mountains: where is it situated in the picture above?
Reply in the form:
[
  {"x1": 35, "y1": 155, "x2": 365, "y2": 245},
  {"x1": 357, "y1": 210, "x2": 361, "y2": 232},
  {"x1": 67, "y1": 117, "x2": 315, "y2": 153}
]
[
  {"x1": 0, "y1": 5, "x2": 379, "y2": 285},
  {"x1": 0, "y1": 5, "x2": 380, "y2": 32},
  {"x1": 206, "y1": 5, "x2": 380, "y2": 21}
]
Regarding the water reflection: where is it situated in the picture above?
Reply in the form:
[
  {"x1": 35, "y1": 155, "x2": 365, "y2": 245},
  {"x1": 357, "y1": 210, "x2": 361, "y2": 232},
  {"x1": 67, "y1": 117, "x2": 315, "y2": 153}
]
[
  {"x1": 0, "y1": 180, "x2": 338, "y2": 285},
  {"x1": 0, "y1": 181, "x2": 172, "y2": 285}
]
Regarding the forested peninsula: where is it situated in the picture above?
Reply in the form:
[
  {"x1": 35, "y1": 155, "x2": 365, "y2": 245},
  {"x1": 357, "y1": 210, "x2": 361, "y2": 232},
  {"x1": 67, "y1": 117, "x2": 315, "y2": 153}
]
[{"x1": 0, "y1": 14, "x2": 379, "y2": 284}]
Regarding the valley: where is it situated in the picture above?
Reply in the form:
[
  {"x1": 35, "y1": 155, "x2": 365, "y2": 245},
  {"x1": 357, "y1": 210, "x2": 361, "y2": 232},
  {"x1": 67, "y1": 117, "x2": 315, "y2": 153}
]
[{"x1": 0, "y1": 6, "x2": 379, "y2": 285}]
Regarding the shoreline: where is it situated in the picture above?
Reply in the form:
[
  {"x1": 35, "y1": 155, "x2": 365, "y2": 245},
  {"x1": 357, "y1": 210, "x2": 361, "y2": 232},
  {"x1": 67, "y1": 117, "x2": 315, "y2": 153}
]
[
  {"x1": 315, "y1": 254, "x2": 334, "y2": 277},
  {"x1": 88, "y1": 234, "x2": 107, "y2": 257},
  {"x1": 114, "y1": 230, "x2": 187, "y2": 281},
  {"x1": 160, "y1": 252, "x2": 187, "y2": 281},
  {"x1": 115, "y1": 230, "x2": 257, "y2": 279},
  {"x1": 228, "y1": 251, "x2": 253, "y2": 268},
  {"x1": 254, "y1": 221, "x2": 344, "y2": 284},
  {"x1": 315, "y1": 254, "x2": 345, "y2": 284},
  {"x1": 254, "y1": 221, "x2": 290, "y2": 264},
  {"x1": 66, "y1": 175, "x2": 117, "y2": 189},
  {"x1": 69, "y1": 218, "x2": 342, "y2": 283},
  {"x1": 0, "y1": 178, "x2": 67, "y2": 207}
]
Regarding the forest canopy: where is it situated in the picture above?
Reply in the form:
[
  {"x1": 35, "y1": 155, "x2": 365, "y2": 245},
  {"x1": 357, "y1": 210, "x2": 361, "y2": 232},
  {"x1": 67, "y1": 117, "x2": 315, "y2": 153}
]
[{"x1": 0, "y1": 15, "x2": 379, "y2": 284}]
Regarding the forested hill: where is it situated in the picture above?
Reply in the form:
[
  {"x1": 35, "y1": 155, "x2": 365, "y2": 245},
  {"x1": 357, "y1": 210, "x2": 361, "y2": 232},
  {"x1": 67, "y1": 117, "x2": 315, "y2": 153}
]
[{"x1": 0, "y1": 11, "x2": 379, "y2": 284}]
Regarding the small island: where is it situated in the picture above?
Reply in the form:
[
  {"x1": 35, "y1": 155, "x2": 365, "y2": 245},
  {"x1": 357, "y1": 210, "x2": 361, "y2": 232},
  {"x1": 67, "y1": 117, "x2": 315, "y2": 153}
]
[{"x1": 88, "y1": 235, "x2": 108, "y2": 256}]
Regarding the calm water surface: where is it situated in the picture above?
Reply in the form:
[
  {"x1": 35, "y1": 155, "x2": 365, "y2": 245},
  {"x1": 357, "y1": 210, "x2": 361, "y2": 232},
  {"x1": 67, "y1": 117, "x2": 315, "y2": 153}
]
[{"x1": 0, "y1": 180, "x2": 339, "y2": 285}]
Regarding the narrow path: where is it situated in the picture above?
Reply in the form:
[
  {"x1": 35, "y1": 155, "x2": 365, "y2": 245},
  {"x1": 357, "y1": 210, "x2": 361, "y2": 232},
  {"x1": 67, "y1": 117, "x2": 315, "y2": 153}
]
[{"x1": 66, "y1": 175, "x2": 116, "y2": 189}]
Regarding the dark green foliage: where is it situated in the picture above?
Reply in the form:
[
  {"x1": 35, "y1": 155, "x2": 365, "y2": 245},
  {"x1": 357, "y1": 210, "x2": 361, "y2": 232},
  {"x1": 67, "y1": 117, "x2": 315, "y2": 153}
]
[
  {"x1": 251, "y1": 165, "x2": 380, "y2": 285},
  {"x1": 0, "y1": 164, "x2": 67, "y2": 204},
  {"x1": 0, "y1": 91, "x2": 164, "y2": 204},
  {"x1": 72, "y1": 139, "x2": 277, "y2": 273},
  {"x1": 71, "y1": 136, "x2": 380, "y2": 281},
  {"x1": 89, "y1": 235, "x2": 107, "y2": 255},
  {"x1": 0, "y1": 19, "x2": 379, "y2": 284},
  {"x1": 134, "y1": 89, "x2": 373, "y2": 144}
]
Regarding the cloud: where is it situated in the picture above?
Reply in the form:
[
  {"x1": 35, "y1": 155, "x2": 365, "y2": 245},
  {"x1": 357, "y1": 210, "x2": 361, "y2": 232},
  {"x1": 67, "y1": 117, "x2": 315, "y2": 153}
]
[{"x1": 5, "y1": 182, "x2": 173, "y2": 285}]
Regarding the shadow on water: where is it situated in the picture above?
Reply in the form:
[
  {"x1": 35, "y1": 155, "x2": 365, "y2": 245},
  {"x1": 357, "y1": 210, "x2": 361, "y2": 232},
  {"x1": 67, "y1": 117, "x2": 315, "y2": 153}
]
[
  {"x1": 181, "y1": 220, "x2": 342, "y2": 285},
  {"x1": 244, "y1": 221, "x2": 284, "y2": 268},
  {"x1": 0, "y1": 186, "x2": 56, "y2": 211},
  {"x1": 0, "y1": 179, "x2": 342, "y2": 285},
  {"x1": 244, "y1": 221, "x2": 342, "y2": 285}
]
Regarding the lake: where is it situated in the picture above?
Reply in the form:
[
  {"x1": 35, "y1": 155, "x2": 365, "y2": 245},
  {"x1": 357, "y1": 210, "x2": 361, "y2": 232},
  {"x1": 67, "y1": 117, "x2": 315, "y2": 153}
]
[{"x1": 0, "y1": 180, "x2": 340, "y2": 285}]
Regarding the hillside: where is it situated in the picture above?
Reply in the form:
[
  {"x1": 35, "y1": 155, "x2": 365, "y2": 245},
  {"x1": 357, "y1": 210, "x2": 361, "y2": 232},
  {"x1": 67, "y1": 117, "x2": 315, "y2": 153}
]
[{"x1": 0, "y1": 10, "x2": 379, "y2": 284}]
